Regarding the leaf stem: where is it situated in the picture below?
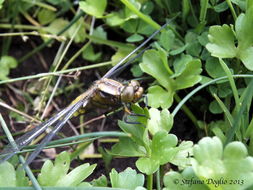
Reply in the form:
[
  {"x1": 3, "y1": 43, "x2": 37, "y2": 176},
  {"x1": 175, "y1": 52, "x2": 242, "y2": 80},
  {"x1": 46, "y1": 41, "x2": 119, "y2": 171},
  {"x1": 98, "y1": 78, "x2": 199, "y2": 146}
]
[
  {"x1": 147, "y1": 174, "x2": 153, "y2": 190},
  {"x1": 120, "y1": 0, "x2": 160, "y2": 29},
  {"x1": 226, "y1": 0, "x2": 237, "y2": 21}
]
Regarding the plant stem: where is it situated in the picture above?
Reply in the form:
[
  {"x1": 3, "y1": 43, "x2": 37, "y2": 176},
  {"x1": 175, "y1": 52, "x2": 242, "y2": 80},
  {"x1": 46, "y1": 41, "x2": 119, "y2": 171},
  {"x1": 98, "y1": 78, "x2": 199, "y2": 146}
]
[
  {"x1": 147, "y1": 174, "x2": 153, "y2": 190},
  {"x1": 120, "y1": 0, "x2": 160, "y2": 29},
  {"x1": 226, "y1": 0, "x2": 237, "y2": 21},
  {"x1": 0, "y1": 61, "x2": 116, "y2": 85},
  {"x1": 156, "y1": 168, "x2": 161, "y2": 190}
]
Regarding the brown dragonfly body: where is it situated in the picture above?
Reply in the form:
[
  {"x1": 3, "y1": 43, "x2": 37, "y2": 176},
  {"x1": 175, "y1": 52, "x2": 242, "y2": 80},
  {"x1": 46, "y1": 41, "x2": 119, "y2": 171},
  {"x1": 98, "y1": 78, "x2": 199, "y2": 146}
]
[{"x1": 72, "y1": 78, "x2": 143, "y2": 114}]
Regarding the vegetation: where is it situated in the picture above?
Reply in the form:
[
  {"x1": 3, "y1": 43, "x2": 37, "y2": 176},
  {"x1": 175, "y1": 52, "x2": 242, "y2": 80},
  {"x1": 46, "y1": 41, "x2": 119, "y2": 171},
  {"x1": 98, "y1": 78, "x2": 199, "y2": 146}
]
[{"x1": 1, "y1": 0, "x2": 253, "y2": 189}]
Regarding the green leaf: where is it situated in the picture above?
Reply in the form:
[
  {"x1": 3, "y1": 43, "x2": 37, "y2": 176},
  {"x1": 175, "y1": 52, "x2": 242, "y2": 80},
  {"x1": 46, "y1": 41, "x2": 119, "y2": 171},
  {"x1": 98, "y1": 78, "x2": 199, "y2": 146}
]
[
  {"x1": 67, "y1": 19, "x2": 87, "y2": 43},
  {"x1": 151, "y1": 131, "x2": 178, "y2": 165},
  {"x1": 0, "y1": 0, "x2": 4, "y2": 9},
  {"x1": 206, "y1": 24, "x2": 237, "y2": 58},
  {"x1": 110, "y1": 168, "x2": 144, "y2": 189},
  {"x1": 126, "y1": 33, "x2": 144, "y2": 42},
  {"x1": 192, "y1": 137, "x2": 253, "y2": 189},
  {"x1": 205, "y1": 57, "x2": 226, "y2": 78},
  {"x1": 213, "y1": 1, "x2": 229, "y2": 12},
  {"x1": 38, "y1": 151, "x2": 96, "y2": 186},
  {"x1": 158, "y1": 29, "x2": 175, "y2": 51},
  {"x1": 82, "y1": 44, "x2": 102, "y2": 62},
  {"x1": 209, "y1": 100, "x2": 223, "y2": 114},
  {"x1": 147, "y1": 85, "x2": 174, "y2": 109},
  {"x1": 38, "y1": 9, "x2": 56, "y2": 25},
  {"x1": 185, "y1": 32, "x2": 201, "y2": 57},
  {"x1": 106, "y1": 11, "x2": 126, "y2": 26},
  {"x1": 174, "y1": 59, "x2": 202, "y2": 90},
  {"x1": 136, "y1": 157, "x2": 159, "y2": 175},
  {"x1": 140, "y1": 49, "x2": 173, "y2": 90},
  {"x1": 91, "y1": 175, "x2": 108, "y2": 187},
  {"x1": 231, "y1": 0, "x2": 246, "y2": 11},
  {"x1": 0, "y1": 162, "x2": 16, "y2": 187},
  {"x1": 92, "y1": 26, "x2": 107, "y2": 40},
  {"x1": 117, "y1": 120, "x2": 149, "y2": 148},
  {"x1": 172, "y1": 54, "x2": 192, "y2": 78},
  {"x1": 109, "y1": 137, "x2": 146, "y2": 157},
  {"x1": 235, "y1": 7, "x2": 253, "y2": 70},
  {"x1": 0, "y1": 56, "x2": 18, "y2": 80},
  {"x1": 79, "y1": 0, "x2": 107, "y2": 18},
  {"x1": 170, "y1": 141, "x2": 193, "y2": 169},
  {"x1": 38, "y1": 151, "x2": 71, "y2": 186},
  {"x1": 55, "y1": 163, "x2": 96, "y2": 186},
  {"x1": 147, "y1": 108, "x2": 173, "y2": 134},
  {"x1": 130, "y1": 64, "x2": 143, "y2": 77},
  {"x1": 136, "y1": 131, "x2": 178, "y2": 175},
  {"x1": 16, "y1": 166, "x2": 29, "y2": 186},
  {"x1": 44, "y1": 18, "x2": 69, "y2": 35}
]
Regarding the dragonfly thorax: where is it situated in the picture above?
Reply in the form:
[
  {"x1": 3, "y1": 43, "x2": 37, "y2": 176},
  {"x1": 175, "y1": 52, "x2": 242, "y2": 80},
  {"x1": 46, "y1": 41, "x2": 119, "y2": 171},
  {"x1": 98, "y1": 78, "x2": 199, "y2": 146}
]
[{"x1": 120, "y1": 80, "x2": 143, "y2": 103}]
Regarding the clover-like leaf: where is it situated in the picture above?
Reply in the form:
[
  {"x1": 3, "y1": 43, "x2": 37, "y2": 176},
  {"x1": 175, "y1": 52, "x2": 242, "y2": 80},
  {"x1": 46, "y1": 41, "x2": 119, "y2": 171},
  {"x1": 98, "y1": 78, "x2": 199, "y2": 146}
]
[
  {"x1": 91, "y1": 175, "x2": 108, "y2": 187},
  {"x1": 0, "y1": 162, "x2": 16, "y2": 187},
  {"x1": 0, "y1": 162, "x2": 29, "y2": 187},
  {"x1": 38, "y1": 151, "x2": 70, "y2": 186},
  {"x1": 170, "y1": 141, "x2": 193, "y2": 169},
  {"x1": 82, "y1": 44, "x2": 102, "y2": 62},
  {"x1": 147, "y1": 85, "x2": 174, "y2": 109},
  {"x1": 38, "y1": 151, "x2": 96, "y2": 186},
  {"x1": 136, "y1": 131, "x2": 178, "y2": 175},
  {"x1": 147, "y1": 108, "x2": 173, "y2": 135},
  {"x1": 110, "y1": 168, "x2": 144, "y2": 189},
  {"x1": 206, "y1": 24, "x2": 237, "y2": 58},
  {"x1": 126, "y1": 34, "x2": 144, "y2": 42},
  {"x1": 79, "y1": 0, "x2": 107, "y2": 18},
  {"x1": 16, "y1": 166, "x2": 30, "y2": 186},
  {"x1": 158, "y1": 29, "x2": 175, "y2": 51},
  {"x1": 38, "y1": 9, "x2": 56, "y2": 25},
  {"x1": 109, "y1": 137, "x2": 146, "y2": 157},
  {"x1": 151, "y1": 131, "x2": 178, "y2": 165},
  {"x1": 235, "y1": 7, "x2": 253, "y2": 70},
  {"x1": 192, "y1": 137, "x2": 253, "y2": 190},
  {"x1": 55, "y1": 163, "x2": 96, "y2": 186},
  {"x1": 140, "y1": 49, "x2": 173, "y2": 90},
  {"x1": 136, "y1": 157, "x2": 159, "y2": 175},
  {"x1": 118, "y1": 120, "x2": 149, "y2": 148},
  {"x1": 174, "y1": 59, "x2": 202, "y2": 90},
  {"x1": 205, "y1": 57, "x2": 226, "y2": 78},
  {"x1": 206, "y1": 7, "x2": 253, "y2": 70},
  {"x1": 0, "y1": 56, "x2": 18, "y2": 80}
]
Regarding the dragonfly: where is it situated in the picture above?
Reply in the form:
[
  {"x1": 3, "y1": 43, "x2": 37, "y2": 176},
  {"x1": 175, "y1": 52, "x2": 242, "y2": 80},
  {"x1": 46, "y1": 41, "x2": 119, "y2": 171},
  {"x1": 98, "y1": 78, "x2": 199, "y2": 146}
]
[{"x1": 0, "y1": 22, "x2": 169, "y2": 165}]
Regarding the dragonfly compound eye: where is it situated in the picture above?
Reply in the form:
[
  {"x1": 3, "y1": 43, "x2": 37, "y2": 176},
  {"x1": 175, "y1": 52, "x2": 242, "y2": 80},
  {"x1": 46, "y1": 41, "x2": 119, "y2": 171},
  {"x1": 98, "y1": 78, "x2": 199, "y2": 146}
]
[
  {"x1": 121, "y1": 86, "x2": 134, "y2": 103},
  {"x1": 121, "y1": 80, "x2": 144, "y2": 103}
]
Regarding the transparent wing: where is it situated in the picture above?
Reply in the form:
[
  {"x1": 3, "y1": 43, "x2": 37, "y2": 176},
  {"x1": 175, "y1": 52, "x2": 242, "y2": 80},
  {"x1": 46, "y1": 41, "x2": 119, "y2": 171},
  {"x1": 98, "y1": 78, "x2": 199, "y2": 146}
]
[
  {"x1": 25, "y1": 98, "x2": 86, "y2": 165},
  {"x1": 0, "y1": 101, "x2": 81, "y2": 163}
]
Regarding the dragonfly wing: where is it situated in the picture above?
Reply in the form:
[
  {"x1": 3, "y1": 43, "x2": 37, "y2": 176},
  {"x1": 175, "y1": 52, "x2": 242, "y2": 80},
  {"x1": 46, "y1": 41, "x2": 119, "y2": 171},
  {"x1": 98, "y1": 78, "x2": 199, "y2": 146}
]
[
  {"x1": 25, "y1": 97, "x2": 90, "y2": 165},
  {"x1": 102, "y1": 22, "x2": 170, "y2": 79},
  {"x1": 0, "y1": 102, "x2": 78, "y2": 163}
]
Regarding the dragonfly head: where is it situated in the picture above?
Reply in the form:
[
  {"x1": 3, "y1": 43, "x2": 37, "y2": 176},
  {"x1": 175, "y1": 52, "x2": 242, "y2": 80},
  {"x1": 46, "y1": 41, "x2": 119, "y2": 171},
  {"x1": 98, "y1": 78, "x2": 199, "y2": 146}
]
[{"x1": 121, "y1": 80, "x2": 143, "y2": 103}]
